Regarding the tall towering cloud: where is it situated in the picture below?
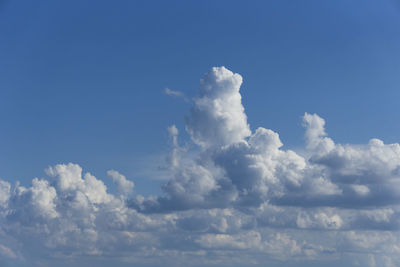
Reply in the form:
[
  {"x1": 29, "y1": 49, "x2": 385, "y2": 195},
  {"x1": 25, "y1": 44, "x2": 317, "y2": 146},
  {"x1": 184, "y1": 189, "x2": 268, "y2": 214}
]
[
  {"x1": 185, "y1": 67, "x2": 251, "y2": 148},
  {"x1": 1, "y1": 67, "x2": 400, "y2": 267}
]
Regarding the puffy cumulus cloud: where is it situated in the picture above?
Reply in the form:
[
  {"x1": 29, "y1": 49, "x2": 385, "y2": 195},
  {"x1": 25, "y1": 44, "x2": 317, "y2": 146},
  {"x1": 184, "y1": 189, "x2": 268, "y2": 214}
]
[
  {"x1": 185, "y1": 66, "x2": 251, "y2": 148},
  {"x1": 0, "y1": 163, "x2": 175, "y2": 264},
  {"x1": 141, "y1": 66, "x2": 400, "y2": 211},
  {"x1": 131, "y1": 66, "x2": 400, "y2": 265},
  {"x1": 8, "y1": 178, "x2": 58, "y2": 221},
  {"x1": 303, "y1": 112, "x2": 335, "y2": 154},
  {"x1": 107, "y1": 170, "x2": 134, "y2": 197},
  {"x1": 2, "y1": 67, "x2": 400, "y2": 266}
]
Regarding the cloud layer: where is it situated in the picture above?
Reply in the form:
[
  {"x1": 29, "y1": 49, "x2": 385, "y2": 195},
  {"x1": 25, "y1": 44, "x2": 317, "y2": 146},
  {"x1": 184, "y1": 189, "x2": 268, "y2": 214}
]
[{"x1": 1, "y1": 67, "x2": 400, "y2": 267}]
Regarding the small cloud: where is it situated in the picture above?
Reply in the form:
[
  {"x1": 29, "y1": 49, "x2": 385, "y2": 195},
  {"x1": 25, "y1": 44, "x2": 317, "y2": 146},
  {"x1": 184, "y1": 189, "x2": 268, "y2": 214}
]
[
  {"x1": 0, "y1": 244, "x2": 17, "y2": 259},
  {"x1": 164, "y1": 88, "x2": 189, "y2": 101},
  {"x1": 107, "y1": 170, "x2": 134, "y2": 197}
]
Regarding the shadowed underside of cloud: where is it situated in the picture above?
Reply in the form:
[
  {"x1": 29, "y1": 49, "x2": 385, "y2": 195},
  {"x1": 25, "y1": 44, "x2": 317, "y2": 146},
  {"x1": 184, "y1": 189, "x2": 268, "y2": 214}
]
[{"x1": 1, "y1": 67, "x2": 400, "y2": 267}]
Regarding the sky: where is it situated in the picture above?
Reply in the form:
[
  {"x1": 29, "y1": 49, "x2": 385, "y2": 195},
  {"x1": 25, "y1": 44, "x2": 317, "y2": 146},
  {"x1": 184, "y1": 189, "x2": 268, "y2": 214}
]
[{"x1": 1, "y1": 1, "x2": 400, "y2": 266}]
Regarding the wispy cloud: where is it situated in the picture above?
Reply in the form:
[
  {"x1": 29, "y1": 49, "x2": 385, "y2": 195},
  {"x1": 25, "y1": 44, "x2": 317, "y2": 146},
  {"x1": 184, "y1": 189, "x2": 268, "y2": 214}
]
[{"x1": 164, "y1": 87, "x2": 189, "y2": 102}]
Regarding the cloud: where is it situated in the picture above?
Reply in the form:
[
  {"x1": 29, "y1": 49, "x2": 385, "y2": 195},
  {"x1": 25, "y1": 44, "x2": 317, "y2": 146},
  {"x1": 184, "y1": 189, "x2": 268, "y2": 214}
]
[
  {"x1": 107, "y1": 170, "x2": 134, "y2": 197},
  {"x1": 164, "y1": 87, "x2": 183, "y2": 97},
  {"x1": 164, "y1": 88, "x2": 188, "y2": 101},
  {"x1": 1, "y1": 67, "x2": 400, "y2": 266},
  {"x1": 185, "y1": 67, "x2": 251, "y2": 148},
  {"x1": 0, "y1": 244, "x2": 16, "y2": 259},
  {"x1": 302, "y1": 112, "x2": 335, "y2": 154},
  {"x1": 0, "y1": 179, "x2": 11, "y2": 208}
]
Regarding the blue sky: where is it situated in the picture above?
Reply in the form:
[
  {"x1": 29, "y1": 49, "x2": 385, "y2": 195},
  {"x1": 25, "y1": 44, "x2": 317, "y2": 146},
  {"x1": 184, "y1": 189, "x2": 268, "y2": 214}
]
[{"x1": 1, "y1": 1, "x2": 400, "y2": 266}]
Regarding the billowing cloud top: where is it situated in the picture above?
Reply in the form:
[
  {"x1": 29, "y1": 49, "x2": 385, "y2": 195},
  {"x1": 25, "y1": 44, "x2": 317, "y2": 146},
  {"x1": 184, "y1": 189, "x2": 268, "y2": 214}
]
[
  {"x1": 185, "y1": 67, "x2": 251, "y2": 148},
  {"x1": 1, "y1": 67, "x2": 399, "y2": 267}
]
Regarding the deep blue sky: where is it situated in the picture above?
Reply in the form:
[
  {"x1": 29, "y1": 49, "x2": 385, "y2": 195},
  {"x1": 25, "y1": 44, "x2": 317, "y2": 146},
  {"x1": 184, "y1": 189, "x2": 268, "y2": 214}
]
[{"x1": 1, "y1": 0, "x2": 400, "y2": 194}]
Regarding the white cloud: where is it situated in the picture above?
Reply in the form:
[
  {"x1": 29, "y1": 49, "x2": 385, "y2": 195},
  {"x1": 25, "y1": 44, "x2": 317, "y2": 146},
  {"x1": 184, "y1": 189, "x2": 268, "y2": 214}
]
[
  {"x1": 185, "y1": 67, "x2": 251, "y2": 148},
  {"x1": 351, "y1": 184, "x2": 370, "y2": 196},
  {"x1": 196, "y1": 231, "x2": 262, "y2": 250},
  {"x1": 0, "y1": 179, "x2": 11, "y2": 208},
  {"x1": 164, "y1": 88, "x2": 189, "y2": 102},
  {"x1": 303, "y1": 112, "x2": 335, "y2": 154},
  {"x1": 107, "y1": 170, "x2": 134, "y2": 197},
  {"x1": 2, "y1": 67, "x2": 400, "y2": 266}
]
